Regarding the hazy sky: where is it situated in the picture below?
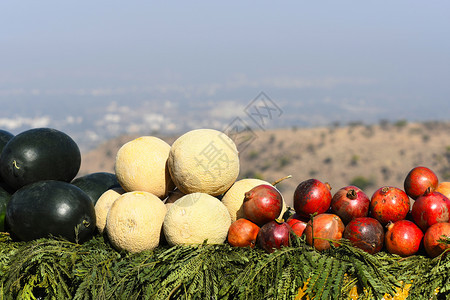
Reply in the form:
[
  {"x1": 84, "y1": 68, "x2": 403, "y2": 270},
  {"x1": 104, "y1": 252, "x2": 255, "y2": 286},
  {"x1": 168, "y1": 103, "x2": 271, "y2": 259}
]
[{"x1": 1, "y1": 1, "x2": 450, "y2": 124}]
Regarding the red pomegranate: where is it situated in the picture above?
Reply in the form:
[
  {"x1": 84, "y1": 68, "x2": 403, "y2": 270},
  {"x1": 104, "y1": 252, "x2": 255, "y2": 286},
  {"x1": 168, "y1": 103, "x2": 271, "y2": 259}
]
[
  {"x1": 227, "y1": 218, "x2": 260, "y2": 248},
  {"x1": 385, "y1": 220, "x2": 423, "y2": 257},
  {"x1": 404, "y1": 166, "x2": 438, "y2": 200},
  {"x1": 411, "y1": 189, "x2": 450, "y2": 232},
  {"x1": 304, "y1": 213, "x2": 345, "y2": 252},
  {"x1": 256, "y1": 219, "x2": 291, "y2": 253},
  {"x1": 330, "y1": 185, "x2": 370, "y2": 224},
  {"x1": 286, "y1": 213, "x2": 308, "y2": 237},
  {"x1": 343, "y1": 217, "x2": 384, "y2": 254},
  {"x1": 243, "y1": 184, "x2": 283, "y2": 226},
  {"x1": 423, "y1": 222, "x2": 450, "y2": 258},
  {"x1": 293, "y1": 179, "x2": 332, "y2": 219},
  {"x1": 370, "y1": 186, "x2": 410, "y2": 226}
]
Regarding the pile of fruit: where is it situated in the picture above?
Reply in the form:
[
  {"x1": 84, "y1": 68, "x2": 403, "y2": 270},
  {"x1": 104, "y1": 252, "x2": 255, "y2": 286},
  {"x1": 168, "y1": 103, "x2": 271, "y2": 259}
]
[{"x1": 1, "y1": 126, "x2": 450, "y2": 299}]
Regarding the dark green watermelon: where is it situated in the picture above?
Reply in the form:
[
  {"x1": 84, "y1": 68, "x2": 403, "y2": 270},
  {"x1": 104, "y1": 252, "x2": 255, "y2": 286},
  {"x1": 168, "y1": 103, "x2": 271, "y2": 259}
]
[
  {"x1": 0, "y1": 128, "x2": 81, "y2": 191},
  {"x1": 0, "y1": 129, "x2": 14, "y2": 184},
  {"x1": 0, "y1": 184, "x2": 11, "y2": 232},
  {"x1": 0, "y1": 129, "x2": 14, "y2": 153},
  {"x1": 71, "y1": 172, "x2": 120, "y2": 205},
  {"x1": 6, "y1": 180, "x2": 96, "y2": 243}
]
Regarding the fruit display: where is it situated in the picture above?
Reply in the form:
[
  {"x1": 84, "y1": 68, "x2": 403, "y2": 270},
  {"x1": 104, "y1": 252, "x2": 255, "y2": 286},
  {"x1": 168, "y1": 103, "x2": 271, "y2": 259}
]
[{"x1": 1, "y1": 127, "x2": 450, "y2": 299}]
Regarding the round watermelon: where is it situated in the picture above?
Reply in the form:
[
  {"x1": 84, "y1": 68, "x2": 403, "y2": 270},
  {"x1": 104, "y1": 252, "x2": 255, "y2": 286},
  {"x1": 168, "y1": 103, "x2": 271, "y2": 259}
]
[
  {"x1": 0, "y1": 128, "x2": 81, "y2": 191},
  {"x1": 6, "y1": 180, "x2": 96, "y2": 243}
]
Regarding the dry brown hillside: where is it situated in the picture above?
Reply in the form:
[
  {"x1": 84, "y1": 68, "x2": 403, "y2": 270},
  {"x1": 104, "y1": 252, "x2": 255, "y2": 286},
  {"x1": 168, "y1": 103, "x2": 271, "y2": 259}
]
[{"x1": 79, "y1": 121, "x2": 450, "y2": 207}]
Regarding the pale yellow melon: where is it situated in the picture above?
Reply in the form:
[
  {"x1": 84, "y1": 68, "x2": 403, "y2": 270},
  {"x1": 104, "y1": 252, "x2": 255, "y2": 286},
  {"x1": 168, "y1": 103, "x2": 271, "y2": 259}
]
[
  {"x1": 163, "y1": 192, "x2": 231, "y2": 245},
  {"x1": 94, "y1": 187, "x2": 126, "y2": 234},
  {"x1": 221, "y1": 178, "x2": 288, "y2": 223},
  {"x1": 106, "y1": 191, "x2": 167, "y2": 253},
  {"x1": 114, "y1": 136, "x2": 175, "y2": 199},
  {"x1": 167, "y1": 129, "x2": 239, "y2": 196}
]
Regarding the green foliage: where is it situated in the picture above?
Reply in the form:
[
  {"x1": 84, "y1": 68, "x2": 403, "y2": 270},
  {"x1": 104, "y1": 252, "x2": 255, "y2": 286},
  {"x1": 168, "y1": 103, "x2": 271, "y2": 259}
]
[
  {"x1": 278, "y1": 156, "x2": 291, "y2": 169},
  {"x1": 247, "y1": 150, "x2": 259, "y2": 160},
  {"x1": 350, "y1": 154, "x2": 360, "y2": 166},
  {"x1": 1, "y1": 232, "x2": 450, "y2": 299},
  {"x1": 394, "y1": 119, "x2": 408, "y2": 128},
  {"x1": 350, "y1": 175, "x2": 376, "y2": 190}
]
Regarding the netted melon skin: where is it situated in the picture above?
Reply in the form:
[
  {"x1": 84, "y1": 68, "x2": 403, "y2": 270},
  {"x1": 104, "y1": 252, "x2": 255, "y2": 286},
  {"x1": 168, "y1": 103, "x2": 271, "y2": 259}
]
[
  {"x1": 168, "y1": 129, "x2": 239, "y2": 196},
  {"x1": 106, "y1": 191, "x2": 167, "y2": 253},
  {"x1": 163, "y1": 192, "x2": 232, "y2": 246}
]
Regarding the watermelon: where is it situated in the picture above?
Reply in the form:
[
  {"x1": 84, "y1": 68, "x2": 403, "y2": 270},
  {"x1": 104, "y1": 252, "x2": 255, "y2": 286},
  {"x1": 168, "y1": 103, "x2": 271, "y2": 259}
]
[
  {"x1": 0, "y1": 128, "x2": 81, "y2": 191},
  {"x1": 6, "y1": 180, "x2": 96, "y2": 243},
  {"x1": 71, "y1": 172, "x2": 120, "y2": 205},
  {"x1": 0, "y1": 129, "x2": 14, "y2": 153}
]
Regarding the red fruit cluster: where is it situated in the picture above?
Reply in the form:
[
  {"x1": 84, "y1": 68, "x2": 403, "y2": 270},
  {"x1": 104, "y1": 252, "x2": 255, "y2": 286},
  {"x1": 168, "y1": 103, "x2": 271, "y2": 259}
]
[{"x1": 226, "y1": 166, "x2": 450, "y2": 258}]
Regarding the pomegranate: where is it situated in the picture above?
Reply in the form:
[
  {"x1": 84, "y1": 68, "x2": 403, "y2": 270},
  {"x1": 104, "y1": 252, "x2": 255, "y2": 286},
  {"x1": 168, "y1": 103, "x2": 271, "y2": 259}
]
[
  {"x1": 385, "y1": 220, "x2": 423, "y2": 257},
  {"x1": 330, "y1": 185, "x2": 370, "y2": 224},
  {"x1": 304, "y1": 213, "x2": 345, "y2": 252},
  {"x1": 423, "y1": 222, "x2": 450, "y2": 258},
  {"x1": 404, "y1": 166, "x2": 438, "y2": 200},
  {"x1": 343, "y1": 217, "x2": 384, "y2": 254},
  {"x1": 227, "y1": 218, "x2": 260, "y2": 248},
  {"x1": 411, "y1": 188, "x2": 450, "y2": 232},
  {"x1": 293, "y1": 179, "x2": 332, "y2": 219},
  {"x1": 243, "y1": 184, "x2": 283, "y2": 226},
  {"x1": 436, "y1": 182, "x2": 450, "y2": 199},
  {"x1": 286, "y1": 213, "x2": 308, "y2": 237},
  {"x1": 369, "y1": 186, "x2": 410, "y2": 226},
  {"x1": 256, "y1": 219, "x2": 291, "y2": 253}
]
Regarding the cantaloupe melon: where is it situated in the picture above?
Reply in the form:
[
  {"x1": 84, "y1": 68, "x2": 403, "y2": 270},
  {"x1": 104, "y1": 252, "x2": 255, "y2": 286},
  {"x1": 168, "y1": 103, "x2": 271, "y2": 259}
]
[
  {"x1": 114, "y1": 136, "x2": 175, "y2": 199},
  {"x1": 106, "y1": 191, "x2": 167, "y2": 253},
  {"x1": 167, "y1": 129, "x2": 239, "y2": 196},
  {"x1": 222, "y1": 178, "x2": 288, "y2": 223},
  {"x1": 163, "y1": 192, "x2": 231, "y2": 245},
  {"x1": 94, "y1": 187, "x2": 126, "y2": 234}
]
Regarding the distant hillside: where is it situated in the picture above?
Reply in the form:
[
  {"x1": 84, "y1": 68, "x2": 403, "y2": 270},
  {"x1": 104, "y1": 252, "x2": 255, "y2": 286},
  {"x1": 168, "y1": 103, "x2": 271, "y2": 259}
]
[{"x1": 79, "y1": 121, "x2": 450, "y2": 207}]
